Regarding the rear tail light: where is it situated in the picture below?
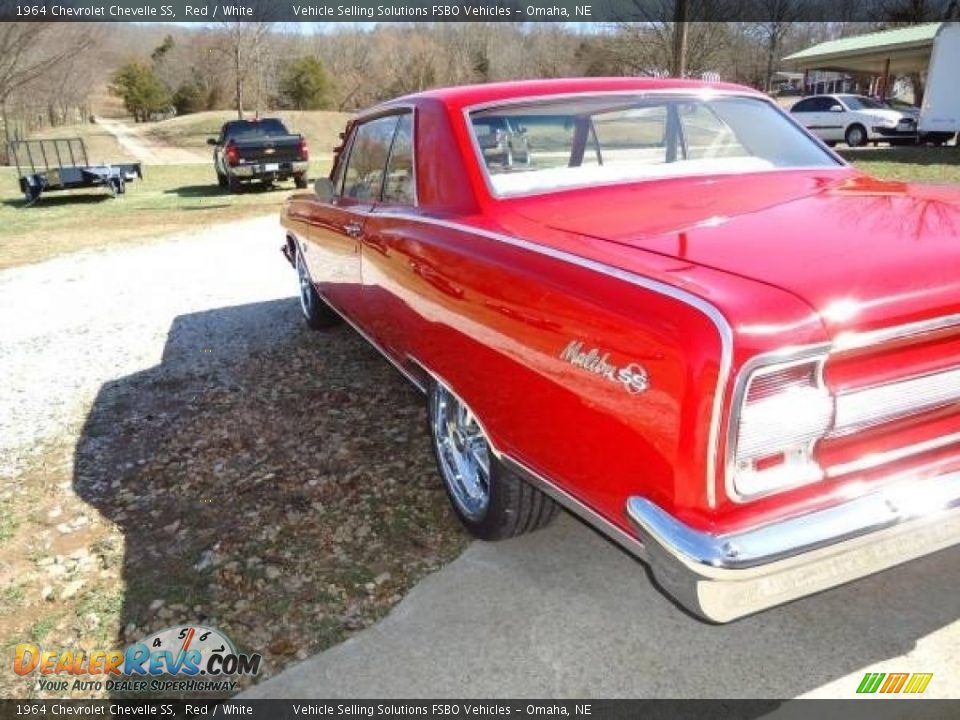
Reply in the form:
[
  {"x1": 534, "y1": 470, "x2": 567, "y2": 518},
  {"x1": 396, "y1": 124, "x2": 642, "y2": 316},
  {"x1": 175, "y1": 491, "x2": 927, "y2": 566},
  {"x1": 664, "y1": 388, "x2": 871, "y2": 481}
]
[
  {"x1": 298, "y1": 138, "x2": 309, "y2": 161},
  {"x1": 225, "y1": 141, "x2": 239, "y2": 167},
  {"x1": 730, "y1": 355, "x2": 834, "y2": 500}
]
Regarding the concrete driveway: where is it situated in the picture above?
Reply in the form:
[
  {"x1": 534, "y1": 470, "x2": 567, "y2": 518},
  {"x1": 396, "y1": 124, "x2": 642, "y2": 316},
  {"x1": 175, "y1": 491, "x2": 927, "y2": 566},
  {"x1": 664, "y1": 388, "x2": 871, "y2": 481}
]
[{"x1": 244, "y1": 512, "x2": 959, "y2": 699}]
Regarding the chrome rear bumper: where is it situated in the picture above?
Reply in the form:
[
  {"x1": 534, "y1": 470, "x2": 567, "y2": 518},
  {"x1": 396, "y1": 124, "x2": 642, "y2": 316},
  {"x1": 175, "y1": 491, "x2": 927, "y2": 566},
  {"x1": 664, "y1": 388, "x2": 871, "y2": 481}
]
[{"x1": 627, "y1": 473, "x2": 960, "y2": 622}]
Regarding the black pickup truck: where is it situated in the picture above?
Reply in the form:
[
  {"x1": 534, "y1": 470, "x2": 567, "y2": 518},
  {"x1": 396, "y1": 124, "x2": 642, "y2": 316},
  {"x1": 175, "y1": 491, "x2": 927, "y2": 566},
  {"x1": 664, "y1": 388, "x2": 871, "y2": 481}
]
[{"x1": 208, "y1": 118, "x2": 309, "y2": 192}]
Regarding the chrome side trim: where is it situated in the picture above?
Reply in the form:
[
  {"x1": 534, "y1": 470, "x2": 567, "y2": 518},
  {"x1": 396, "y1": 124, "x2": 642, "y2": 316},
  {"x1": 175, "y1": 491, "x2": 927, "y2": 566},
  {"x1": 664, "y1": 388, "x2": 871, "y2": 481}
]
[
  {"x1": 502, "y1": 456, "x2": 648, "y2": 561},
  {"x1": 334, "y1": 307, "x2": 427, "y2": 394},
  {"x1": 628, "y1": 472, "x2": 960, "y2": 622},
  {"x1": 832, "y1": 311, "x2": 960, "y2": 351},
  {"x1": 375, "y1": 212, "x2": 734, "y2": 508},
  {"x1": 834, "y1": 366, "x2": 960, "y2": 432}
]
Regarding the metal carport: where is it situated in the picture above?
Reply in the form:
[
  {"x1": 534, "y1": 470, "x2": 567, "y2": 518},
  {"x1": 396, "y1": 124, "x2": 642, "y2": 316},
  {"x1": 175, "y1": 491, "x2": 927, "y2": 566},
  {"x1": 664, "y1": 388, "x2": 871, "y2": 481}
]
[{"x1": 783, "y1": 23, "x2": 942, "y2": 100}]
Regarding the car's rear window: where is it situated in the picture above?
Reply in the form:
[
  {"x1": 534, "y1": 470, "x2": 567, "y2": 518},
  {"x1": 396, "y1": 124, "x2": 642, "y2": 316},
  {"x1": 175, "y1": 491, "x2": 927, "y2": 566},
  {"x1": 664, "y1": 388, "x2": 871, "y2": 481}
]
[
  {"x1": 224, "y1": 119, "x2": 289, "y2": 139},
  {"x1": 468, "y1": 93, "x2": 841, "y2": 198}
]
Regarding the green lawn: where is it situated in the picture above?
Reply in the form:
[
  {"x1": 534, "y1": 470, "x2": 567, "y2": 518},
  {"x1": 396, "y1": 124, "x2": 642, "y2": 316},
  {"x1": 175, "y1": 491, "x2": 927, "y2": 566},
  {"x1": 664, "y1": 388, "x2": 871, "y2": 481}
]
[
  {"x1": 0, "y1": 161, "x2": 330, "y2": 270},
  {"x1": 838, "y1": 146, "x2": 960, "y2": 183}
]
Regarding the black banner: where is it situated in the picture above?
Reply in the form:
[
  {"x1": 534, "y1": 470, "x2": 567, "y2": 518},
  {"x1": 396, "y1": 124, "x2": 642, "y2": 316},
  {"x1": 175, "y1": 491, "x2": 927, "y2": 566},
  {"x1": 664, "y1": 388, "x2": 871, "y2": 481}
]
[
  {"x1": 2, "y1": 0, "x2": 960, "y2": 22},
  {"x1": 1, "y1": 701, "x2": 959, "y2": 720}
]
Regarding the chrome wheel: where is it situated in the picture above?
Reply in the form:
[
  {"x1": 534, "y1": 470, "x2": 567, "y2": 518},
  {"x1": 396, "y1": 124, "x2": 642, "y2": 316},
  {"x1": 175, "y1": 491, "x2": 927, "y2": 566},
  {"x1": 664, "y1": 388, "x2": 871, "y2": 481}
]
[
  {"x1": 431, "y1": 385, "x2": 491, "y2": 521},
  {"x1": 296, "y1": 251, "x2": 313, "y2": 318}
]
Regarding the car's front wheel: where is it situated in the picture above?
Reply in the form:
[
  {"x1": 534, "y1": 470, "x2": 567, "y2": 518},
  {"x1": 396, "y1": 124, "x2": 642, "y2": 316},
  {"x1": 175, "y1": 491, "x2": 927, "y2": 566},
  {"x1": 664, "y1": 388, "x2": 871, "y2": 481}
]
[
  {"x1": 845, "y1": 124, "x2": 868, "y2": 148},
  {"x1": 296, "y1": 249, "x2": 341, "y2": 330},
  {"x1": 428, "y1": 380, "x2": 558, "y2": 540}
]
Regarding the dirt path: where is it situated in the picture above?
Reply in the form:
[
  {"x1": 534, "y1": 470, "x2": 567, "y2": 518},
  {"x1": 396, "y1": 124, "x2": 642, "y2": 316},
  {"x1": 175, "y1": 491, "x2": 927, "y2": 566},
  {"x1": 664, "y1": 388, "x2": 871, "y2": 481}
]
[{"x1": 95, "y1": 116, "x2": 206, "y2": 164}]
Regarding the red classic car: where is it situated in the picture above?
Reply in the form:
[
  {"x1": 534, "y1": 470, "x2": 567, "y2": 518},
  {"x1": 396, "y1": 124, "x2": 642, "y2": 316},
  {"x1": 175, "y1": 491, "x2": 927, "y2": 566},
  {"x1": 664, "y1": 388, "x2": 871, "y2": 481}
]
[{"x1": 281, "y1": 77, "x2": 960, "y2": 622}]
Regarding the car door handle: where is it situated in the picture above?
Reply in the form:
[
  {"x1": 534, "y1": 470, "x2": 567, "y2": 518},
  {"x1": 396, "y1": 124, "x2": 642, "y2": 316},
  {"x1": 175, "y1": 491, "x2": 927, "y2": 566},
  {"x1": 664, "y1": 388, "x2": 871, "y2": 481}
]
[{"x1": 343, "y1": 222, "x2": 363, "y2": 238}]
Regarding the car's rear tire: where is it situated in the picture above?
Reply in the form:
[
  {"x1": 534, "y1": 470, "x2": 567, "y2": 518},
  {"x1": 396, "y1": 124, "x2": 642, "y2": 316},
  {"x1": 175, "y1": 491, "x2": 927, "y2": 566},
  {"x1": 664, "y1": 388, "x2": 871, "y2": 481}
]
[
  {"x1": 427, "y1": 380, "x2": 558, "y2": 540},
  {"x1": 296, "y1": 248, "x2": 342, "y2": 330},
  {"x1": 845, "y1": 124, "x2": 868, "y2": 148},
  {"x1": 226, "y1": 174, "x2": 240, "y2": 193},
  {"x1": 294, "y1": 173, "x2": 308, "y2": 189},
  {"x1": 217, "y1": 171, "x2": 227, "y2": 189}
]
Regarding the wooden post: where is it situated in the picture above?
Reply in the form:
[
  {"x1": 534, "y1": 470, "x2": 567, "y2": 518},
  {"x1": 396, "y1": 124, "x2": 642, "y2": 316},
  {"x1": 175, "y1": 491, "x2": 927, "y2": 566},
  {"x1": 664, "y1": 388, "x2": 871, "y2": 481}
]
[
  {"x1": 878, "y1": 57, "x2": 891, "y2": 100},
  {"x1": 671, "y1": 0, "x2": 689, "y2": 78}
]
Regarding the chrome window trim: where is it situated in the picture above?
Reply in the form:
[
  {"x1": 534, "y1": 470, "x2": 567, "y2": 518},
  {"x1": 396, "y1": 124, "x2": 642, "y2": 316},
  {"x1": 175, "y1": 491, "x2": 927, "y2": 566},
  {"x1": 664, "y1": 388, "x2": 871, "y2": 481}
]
[
  {"x1": 460, "y1": 90, "x2": 845, "y2": 201},
  {"x1": 336, "y1": 104, "x2": 419, "y2": 208}
]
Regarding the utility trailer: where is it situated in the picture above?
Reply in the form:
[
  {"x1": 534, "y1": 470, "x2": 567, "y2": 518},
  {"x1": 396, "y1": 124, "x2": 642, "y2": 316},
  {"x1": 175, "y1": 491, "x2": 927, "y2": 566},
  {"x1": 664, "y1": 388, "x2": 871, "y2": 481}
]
[{"x1": 7, "y1": 137, "x2": 142, "y2": 206}]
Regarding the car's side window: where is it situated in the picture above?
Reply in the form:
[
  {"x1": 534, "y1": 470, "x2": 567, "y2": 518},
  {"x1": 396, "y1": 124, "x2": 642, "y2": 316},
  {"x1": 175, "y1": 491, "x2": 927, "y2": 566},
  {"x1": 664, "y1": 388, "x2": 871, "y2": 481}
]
[
  {"x1": 382, "y1": 113, "x2": 415, "y2": 205},
  {"x1": 340, "y1": 115, "x2": 400, "y2": 201},
  {"x1": 792, "y1": 98, "x2": 816, "y2": 113}
]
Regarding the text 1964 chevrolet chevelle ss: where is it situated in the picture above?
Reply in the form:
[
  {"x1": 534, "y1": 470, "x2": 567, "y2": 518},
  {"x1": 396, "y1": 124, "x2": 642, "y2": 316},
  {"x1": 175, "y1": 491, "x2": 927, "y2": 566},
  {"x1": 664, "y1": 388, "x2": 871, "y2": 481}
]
[{"x1": 281, "y1": 78, "x2": 960, "y2": 622}]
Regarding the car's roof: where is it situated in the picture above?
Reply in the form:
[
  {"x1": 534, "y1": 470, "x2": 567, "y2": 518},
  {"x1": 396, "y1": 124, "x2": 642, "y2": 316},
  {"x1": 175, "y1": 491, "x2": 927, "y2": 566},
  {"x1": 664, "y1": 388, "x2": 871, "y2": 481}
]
[{"x1": 380, "y1": 77, "x2": 762, "y2": 112}]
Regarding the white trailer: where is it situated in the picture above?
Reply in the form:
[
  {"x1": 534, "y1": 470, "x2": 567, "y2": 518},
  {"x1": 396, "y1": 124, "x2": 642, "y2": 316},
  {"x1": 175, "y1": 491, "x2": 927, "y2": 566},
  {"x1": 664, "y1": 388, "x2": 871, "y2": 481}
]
[{"x1": 919, "y1": 22, "x2": 960, "y2": 137}]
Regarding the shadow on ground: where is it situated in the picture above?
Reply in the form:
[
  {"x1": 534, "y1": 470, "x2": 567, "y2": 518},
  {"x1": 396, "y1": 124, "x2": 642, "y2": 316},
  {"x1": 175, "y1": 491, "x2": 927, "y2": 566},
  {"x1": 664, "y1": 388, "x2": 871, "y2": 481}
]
[
  {"x1": 2, "y1": 194, "x2": 112, "y2": 209},
  {"x1": 165, "y1": 183, "x2": 297, "y2": 198},
  {"x1": 72, "y1": 298, "x2": 466, "y2": 695}
]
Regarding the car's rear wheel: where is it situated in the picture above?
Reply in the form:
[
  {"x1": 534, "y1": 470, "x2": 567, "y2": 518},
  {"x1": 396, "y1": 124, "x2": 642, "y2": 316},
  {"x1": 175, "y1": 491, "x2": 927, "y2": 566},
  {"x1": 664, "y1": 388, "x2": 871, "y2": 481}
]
[
  {"x1": 294, "y1": 172, "x2": 308, "y2": 189},
  {"x1": 296, "y1": 249, "x2": 341, "y2": 330},
  {"x1": 226, "y1": 174, "x2": 240, "y2": 193},
  {"x1": 845, "y1": 124, "x2": 867, "y2": 148},
  {"x1": 217, "y1": 171, "x2": 227, "y2": 189},
  {"x1": 428, "y1": 380, "x2": 558, "y2": 540}
]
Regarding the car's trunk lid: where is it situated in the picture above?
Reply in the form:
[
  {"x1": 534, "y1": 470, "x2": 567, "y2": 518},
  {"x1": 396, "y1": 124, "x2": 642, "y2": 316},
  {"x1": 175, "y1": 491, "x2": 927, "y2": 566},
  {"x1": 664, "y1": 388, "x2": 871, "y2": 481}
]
[{"x1": 512, "y1": 169, "x2": 960, "y2": 334}]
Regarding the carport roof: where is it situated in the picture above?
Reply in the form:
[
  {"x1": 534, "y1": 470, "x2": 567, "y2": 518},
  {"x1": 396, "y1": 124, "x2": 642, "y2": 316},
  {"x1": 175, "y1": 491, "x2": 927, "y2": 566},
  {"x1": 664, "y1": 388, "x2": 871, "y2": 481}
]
[{"x1": 784, "y1": 23, "x2": 942, "y2": 73}]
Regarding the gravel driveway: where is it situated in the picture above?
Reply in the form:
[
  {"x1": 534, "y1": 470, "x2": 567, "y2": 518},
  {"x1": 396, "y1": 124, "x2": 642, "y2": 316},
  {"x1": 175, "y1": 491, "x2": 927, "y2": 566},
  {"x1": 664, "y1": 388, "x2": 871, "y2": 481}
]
[{"x1": 0, "y1": 216, "x2": 294, "y2": 479}]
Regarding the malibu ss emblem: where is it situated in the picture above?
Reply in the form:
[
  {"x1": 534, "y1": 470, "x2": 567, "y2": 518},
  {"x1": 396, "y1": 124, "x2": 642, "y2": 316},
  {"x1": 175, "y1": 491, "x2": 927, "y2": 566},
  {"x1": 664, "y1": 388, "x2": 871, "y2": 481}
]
[{"x1": 559, "y1": 340, "x2": 650, "y2": 395}]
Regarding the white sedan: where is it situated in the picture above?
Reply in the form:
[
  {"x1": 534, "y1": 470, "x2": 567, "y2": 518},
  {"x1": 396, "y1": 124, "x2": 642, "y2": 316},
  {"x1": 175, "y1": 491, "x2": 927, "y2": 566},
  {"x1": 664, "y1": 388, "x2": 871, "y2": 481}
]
[{"x1": 790, "y1": 94, "x2": 918, "y2": 147}]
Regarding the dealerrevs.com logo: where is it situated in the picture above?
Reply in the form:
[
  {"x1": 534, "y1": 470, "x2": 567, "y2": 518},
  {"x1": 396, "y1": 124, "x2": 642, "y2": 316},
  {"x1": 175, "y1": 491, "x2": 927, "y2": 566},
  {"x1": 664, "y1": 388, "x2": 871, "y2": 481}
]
[
  {"x1": 14, "y1": 625, "x2": 261, "y2": 694},
  {"x1": 856, "y1": 672, "x2": 933, "y2": 695}
]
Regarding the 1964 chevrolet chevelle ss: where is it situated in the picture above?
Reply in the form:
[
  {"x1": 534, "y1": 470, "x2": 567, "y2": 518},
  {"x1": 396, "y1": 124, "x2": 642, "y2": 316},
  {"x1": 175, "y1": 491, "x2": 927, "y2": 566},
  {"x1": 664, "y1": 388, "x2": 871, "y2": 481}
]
[{"x1": 281, "y1": 78, "x2": 960, "y2": 622}]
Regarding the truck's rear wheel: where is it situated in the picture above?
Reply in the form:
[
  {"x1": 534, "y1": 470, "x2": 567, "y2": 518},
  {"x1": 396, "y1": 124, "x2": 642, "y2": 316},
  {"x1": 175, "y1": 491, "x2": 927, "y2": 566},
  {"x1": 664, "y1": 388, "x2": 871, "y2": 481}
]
[
  {"x1": 428, "y1": 380, "x2": 558, "y2": 540},
  {"x1": 226, "y1": 175, "x2": 240, "y2": 194},
  {"x1": 294, "y1": 172, "x2": 308, "y2": 189},
  {"x1": 217, "y1": 171, "x2": 228, "y2": 189}
]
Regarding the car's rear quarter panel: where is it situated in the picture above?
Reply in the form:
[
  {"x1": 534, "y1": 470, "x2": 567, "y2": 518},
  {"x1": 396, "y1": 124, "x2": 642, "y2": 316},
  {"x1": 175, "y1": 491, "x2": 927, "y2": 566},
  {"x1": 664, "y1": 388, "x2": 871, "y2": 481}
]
[{"x1": 361, "y1": 213, "x2": 730, "y2": 533}]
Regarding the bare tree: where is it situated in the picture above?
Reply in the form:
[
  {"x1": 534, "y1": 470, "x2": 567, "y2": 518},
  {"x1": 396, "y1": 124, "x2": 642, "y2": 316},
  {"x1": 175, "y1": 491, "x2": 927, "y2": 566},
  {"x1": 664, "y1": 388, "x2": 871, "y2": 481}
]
[
  {"x1": 218, "y1": 22, "x2": 273, "y2": 119},
  {"x1": 0, "y1": 22, "x2": 95, "y2": 148}
]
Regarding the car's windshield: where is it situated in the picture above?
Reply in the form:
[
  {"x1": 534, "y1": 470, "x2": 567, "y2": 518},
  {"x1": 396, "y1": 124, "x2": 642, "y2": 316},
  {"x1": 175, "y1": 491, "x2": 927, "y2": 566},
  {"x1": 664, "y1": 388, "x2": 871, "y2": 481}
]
[
  {"x1": 842, "y1": 96, "x2": 887, "y2": 111},
  {"x1": 468, "y1": 94, "x2": 840, "y2": 198},
  {"x1": 224, "y1": 119, "x2": 289, "y2": 140}
]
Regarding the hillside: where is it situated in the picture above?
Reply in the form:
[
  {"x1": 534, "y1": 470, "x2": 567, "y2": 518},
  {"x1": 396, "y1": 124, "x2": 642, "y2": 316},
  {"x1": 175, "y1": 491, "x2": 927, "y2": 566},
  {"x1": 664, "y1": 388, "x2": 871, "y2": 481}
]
[{"x1": 143, "y1": 110, "x2": 353, "y2": 159}]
